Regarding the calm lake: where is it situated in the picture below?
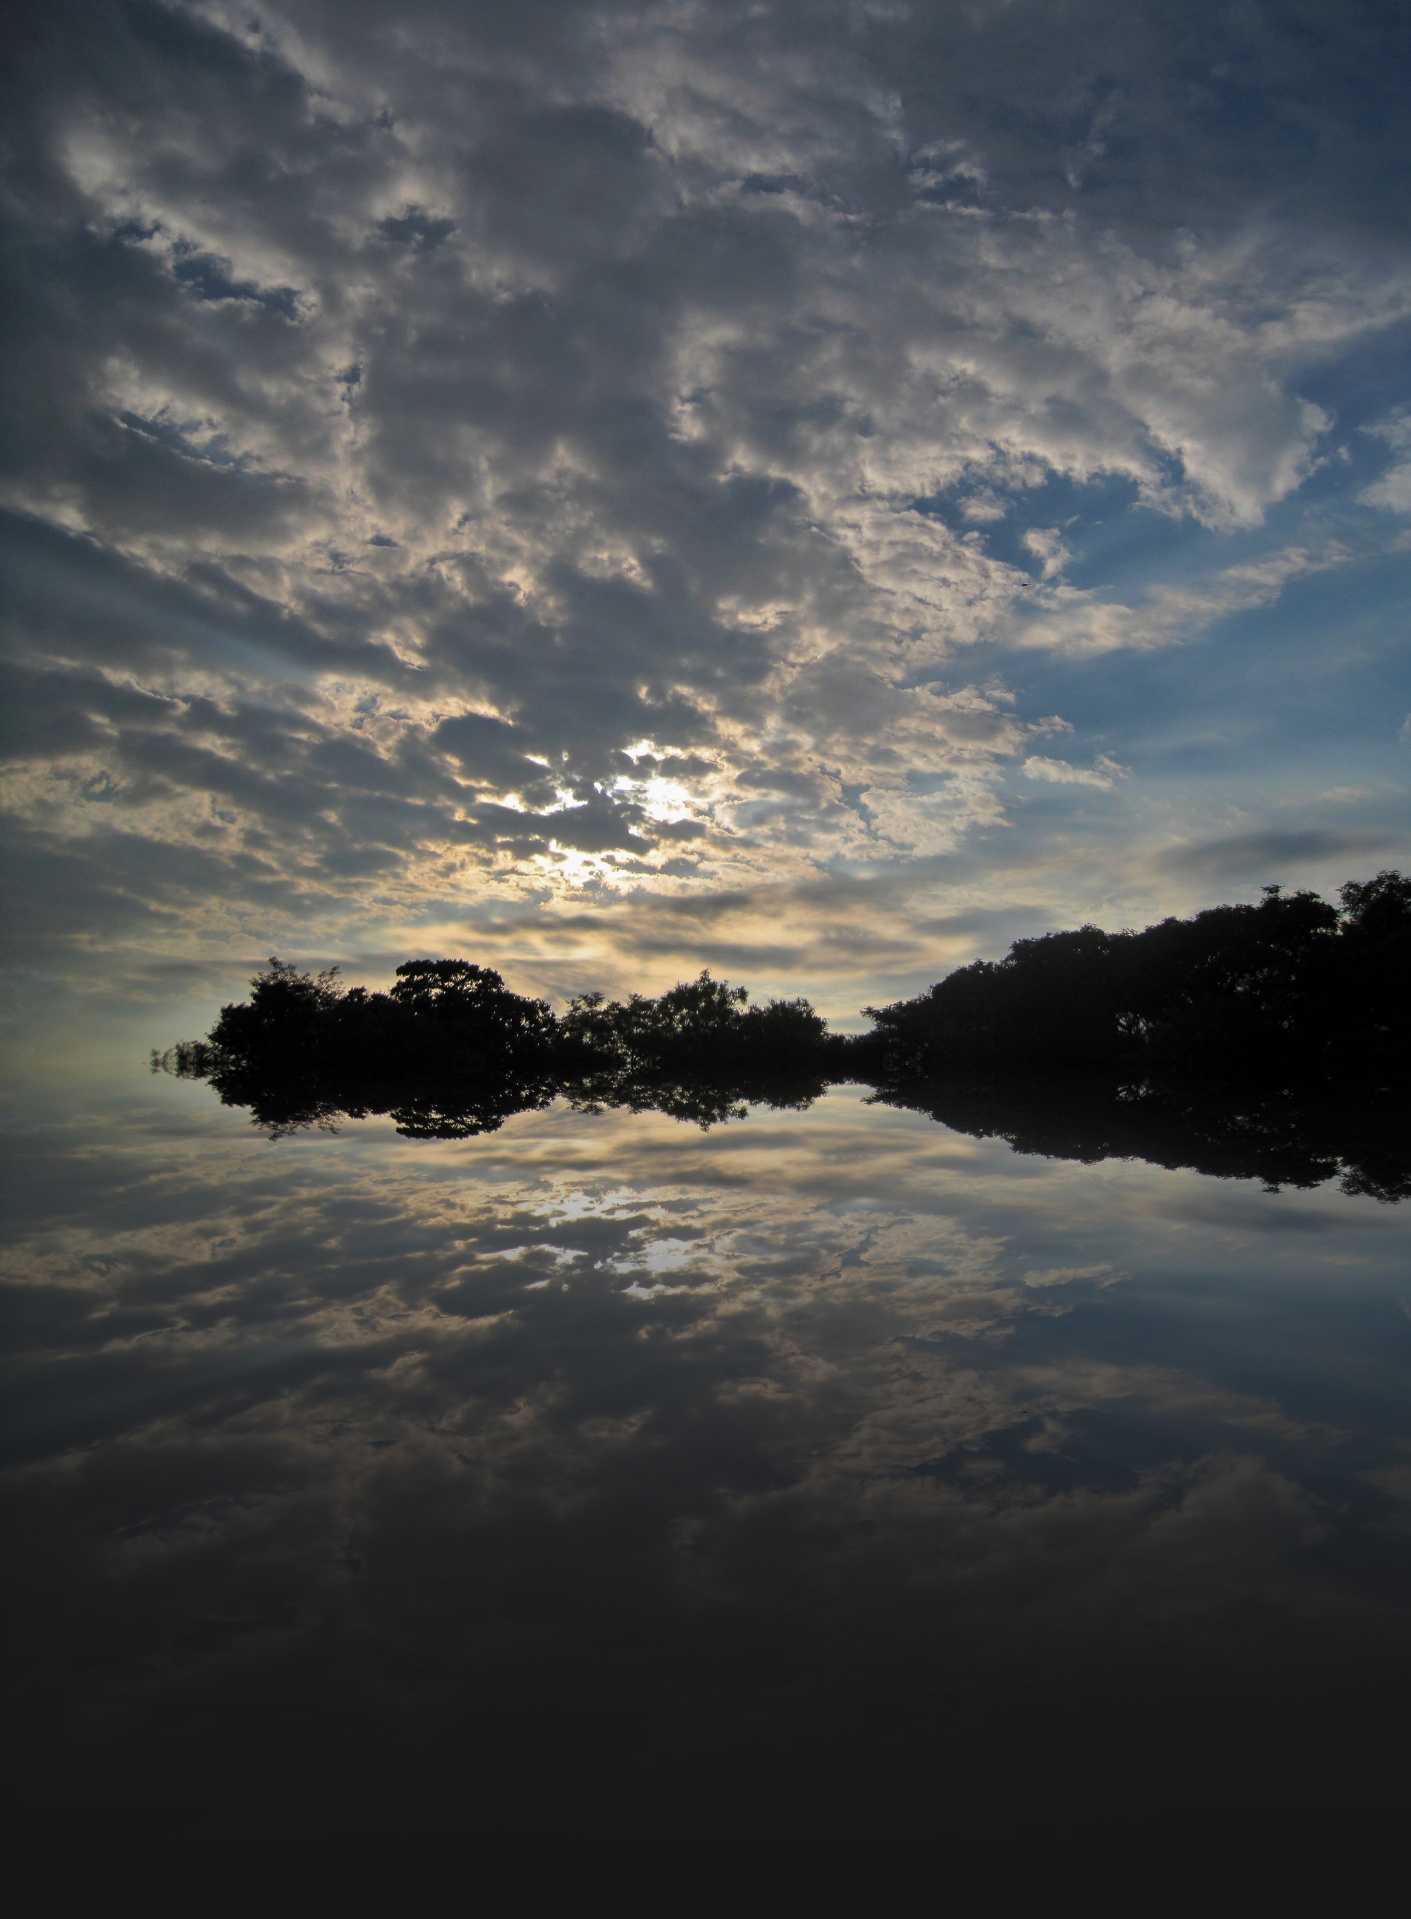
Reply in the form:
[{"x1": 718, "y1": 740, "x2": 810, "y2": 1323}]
[{"x1": 7, "y1": 1067, "x2": 1411, "y2": 1820}]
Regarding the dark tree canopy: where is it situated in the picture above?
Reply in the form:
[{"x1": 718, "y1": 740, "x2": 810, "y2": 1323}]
[
  {"x1": 160, "y1": 959, "x2": 834, "y2": 1137},
  {"x1": 862, "y1": 873, "x2": 1411, "y2": 1082}
]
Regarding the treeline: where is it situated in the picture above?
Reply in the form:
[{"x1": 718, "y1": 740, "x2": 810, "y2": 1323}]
[
  {"x1": 161, "y1": 959, "x2": 841, "y2": 1136},
  {"x1": 864, "y1": 871, "x2": 1411, "y2": 1083}
]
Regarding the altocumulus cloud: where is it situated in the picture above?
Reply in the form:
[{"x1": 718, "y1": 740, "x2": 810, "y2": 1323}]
[{"x1": 3, "y1": 0, "x2": 1411, "y2": 1006}]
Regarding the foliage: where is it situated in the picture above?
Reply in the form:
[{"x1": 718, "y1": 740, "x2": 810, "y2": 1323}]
[
  {"x1": 164, "y1": 960, "x2": 828, "y2": 1135},
  {"x1": 864, "y1": 873, "x2": 1411, "y2": 1083},
  {"x1": 166, "y1": 956, "x2": 558, "y2": 1137},
  {"x1": 553, "y1": 972, "x2": 830, "y2": 1121}
]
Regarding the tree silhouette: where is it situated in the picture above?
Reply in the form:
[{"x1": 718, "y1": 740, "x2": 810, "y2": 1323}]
[{"x1": 861, "y1": 876, "x2": 1406, "y2": 1084}]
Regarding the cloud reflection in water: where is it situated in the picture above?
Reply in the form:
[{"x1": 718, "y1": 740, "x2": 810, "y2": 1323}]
[{"x1": 6, "y1": 1086, "x2": 1411, "y2": 1818}]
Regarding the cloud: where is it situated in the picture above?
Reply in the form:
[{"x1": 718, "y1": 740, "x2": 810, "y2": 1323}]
[
  {"x1": 1159, "y1": 828, "x2": 1403, "y2": 881},
  {"x1": 1011, "y1": 542, "x2": 1355, "y2": 656},
  {"x1": 2, "y1": 0, "x2": 1410, "y2": 992},
  {"x1": 1365, "y1": 467, "x2": 1411, "y2": 513},
  {"x1": 1360, "y1": 409, "x2": 1411, "y2": 512},
  {"x1": 1022, "y1": 754, "x2": 1129, "y2": 790}
]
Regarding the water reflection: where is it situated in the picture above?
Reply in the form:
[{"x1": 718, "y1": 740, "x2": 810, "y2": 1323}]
[
  {"x1": 880, "y1": 1074, "x2": 1411, "y2": 1201},
  {"x1": 6, "y1": 1082, "x2": 1411, "y2": 1819}
]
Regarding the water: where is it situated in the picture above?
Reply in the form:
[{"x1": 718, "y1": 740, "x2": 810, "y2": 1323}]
[{"x1": 6, "y1": 1068, "x2": 1411, "y2": 1821}]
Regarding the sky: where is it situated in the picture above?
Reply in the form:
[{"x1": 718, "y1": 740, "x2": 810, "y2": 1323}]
[{"x1": 4, "y1": 0, "x2": 1411, "y2": 1025}]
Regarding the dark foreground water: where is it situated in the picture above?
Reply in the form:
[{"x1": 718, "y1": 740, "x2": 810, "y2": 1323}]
[{"x1": 6, "y1": 1066, "x2": 1411, "y2": 1821}]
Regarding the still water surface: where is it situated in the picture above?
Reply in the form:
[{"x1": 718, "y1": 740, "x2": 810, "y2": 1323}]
[{"x1": 6, "y1": 1073, "x2": 1411, "y2": 1818}]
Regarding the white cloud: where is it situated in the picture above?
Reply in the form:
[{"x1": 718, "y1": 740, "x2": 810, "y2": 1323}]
[
  {"x1": 1011, "y1": 542, "x2": 1354, "y2": 655},
  {"x1": 1022, "y1": 754, "x2": 1130, "y2": 789},
  {"x1": 1364, "y1": 466, "x2": 1411, "y2": 512},
  {"x1": 1360, "y1": 410, "x2": 1411, "y2": 511}
]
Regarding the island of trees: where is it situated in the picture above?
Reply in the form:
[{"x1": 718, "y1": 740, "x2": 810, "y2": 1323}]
[{"x1": 158, "y1": 870, "x2": 1411, "y2": 1200}]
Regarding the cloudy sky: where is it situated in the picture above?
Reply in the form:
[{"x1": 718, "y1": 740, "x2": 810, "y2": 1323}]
[{"x1": 5, "y1": 0, "x2": 1411, "y2": 1018}]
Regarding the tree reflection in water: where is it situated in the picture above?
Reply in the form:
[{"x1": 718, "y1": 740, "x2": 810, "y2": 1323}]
[
  {"x1": 160, "y1": 1034, "x2": 1411, "y2": 1202},
  {"x1": 874, "y1": 1074, "x2": 1411, "y2": 1202}
]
